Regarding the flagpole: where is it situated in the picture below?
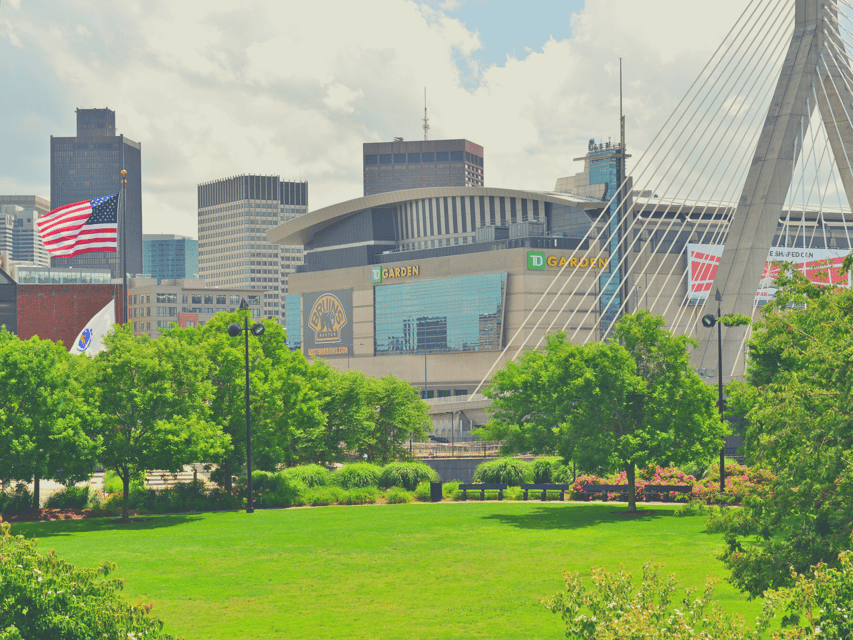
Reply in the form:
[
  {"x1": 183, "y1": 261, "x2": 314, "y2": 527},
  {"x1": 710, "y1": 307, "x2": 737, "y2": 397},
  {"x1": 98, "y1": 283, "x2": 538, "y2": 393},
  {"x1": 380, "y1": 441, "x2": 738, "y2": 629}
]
[{"x1": 121, "y1": 168, "x2": 128, "y2": 324}]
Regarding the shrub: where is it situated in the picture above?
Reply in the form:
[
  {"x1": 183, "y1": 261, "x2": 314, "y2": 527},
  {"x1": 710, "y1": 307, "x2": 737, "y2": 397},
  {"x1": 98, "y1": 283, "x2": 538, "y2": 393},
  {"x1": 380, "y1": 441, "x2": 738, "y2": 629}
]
[
  {"x1": 331, "y1": 463, "x2": 383, "y2": 489},
  {"x1": 299, "y1": 487, "x2": 337, "y2": 507},
  {"x1": 692, "y1": 461, "x2": 774, "y2": 505},
  {"x1": 0, "y1": 522, "x2": 182, "y2": 639},
  {"x1": 339, "y1": 487, "x2": 378, "y2": 505},
  {"x1": 505, "y1": 486, "x2": 523, "y2": 501},
  {"x1": 474, "y1": 457, "x2": 532, "y2": 486},
  {"x1": 44, "y1": 484, "x2": 94, "y2": 510},
  {"x1": 673, "y1": 499, "x2": 707, "y2": 518},
  {"x1": 385, "y1": 487, "x2": 412, "y2": 504},
  {"x1": 531, "y1": 457, "x2": 562, "y2": 484},
  {"x1": 247, "y1": 471, "x2": 301, "y2": 509},
  {"x1": 414, "y1": 481, "x2": 432, "y2": 502},
  {"x1": 282, "y1": 464, "x2": 330, "y2": 488},
  {"x1": 0, "y1": 483, "x2": 35, "y2": 514},
  {"x1": 378, "y1": 462, "x2": 439, "y2": 491},
  {"x1": 442, "y1": 481, "x2": 461, "y2": 500}
]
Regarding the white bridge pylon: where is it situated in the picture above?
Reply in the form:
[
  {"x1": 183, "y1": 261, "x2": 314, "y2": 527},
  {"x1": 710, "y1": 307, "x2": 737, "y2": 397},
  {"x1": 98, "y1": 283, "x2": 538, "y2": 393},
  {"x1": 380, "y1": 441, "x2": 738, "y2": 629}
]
[
  {"x1": 697, "y1": 0, "x2": 853, "y2": 378},
  {"x1": 471, "y1": 0, "x2": 853, "y2": 398}
]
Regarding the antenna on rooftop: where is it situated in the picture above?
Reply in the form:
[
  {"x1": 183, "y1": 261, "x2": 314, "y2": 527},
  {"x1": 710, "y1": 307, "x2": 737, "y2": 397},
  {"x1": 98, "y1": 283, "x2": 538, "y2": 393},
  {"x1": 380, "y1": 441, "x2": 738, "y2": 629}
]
[{"x1": 422, "y1": 87, "x2": 430, "y2": 140}]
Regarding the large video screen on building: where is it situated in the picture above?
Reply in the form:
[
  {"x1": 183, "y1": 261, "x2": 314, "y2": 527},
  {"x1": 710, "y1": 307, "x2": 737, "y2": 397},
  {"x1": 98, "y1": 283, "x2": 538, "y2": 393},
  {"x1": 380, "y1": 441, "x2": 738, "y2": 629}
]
[{"x1": 688, "y1": 244, "x2": 851, "y2": 304}]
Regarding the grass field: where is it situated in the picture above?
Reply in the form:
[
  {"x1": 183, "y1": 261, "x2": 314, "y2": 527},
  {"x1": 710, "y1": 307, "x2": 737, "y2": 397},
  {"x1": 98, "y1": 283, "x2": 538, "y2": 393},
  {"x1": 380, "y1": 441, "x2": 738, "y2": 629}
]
[{"x1": 11, "y1": 502, "x2": 762, "y2": 639}]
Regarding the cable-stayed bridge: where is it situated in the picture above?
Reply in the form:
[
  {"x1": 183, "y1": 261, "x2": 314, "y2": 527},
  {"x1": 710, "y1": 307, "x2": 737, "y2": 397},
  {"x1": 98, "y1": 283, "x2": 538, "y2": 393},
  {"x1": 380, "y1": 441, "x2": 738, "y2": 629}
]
[{"x1": 468, "y1": 0, "x2": 853, "y2": 397}]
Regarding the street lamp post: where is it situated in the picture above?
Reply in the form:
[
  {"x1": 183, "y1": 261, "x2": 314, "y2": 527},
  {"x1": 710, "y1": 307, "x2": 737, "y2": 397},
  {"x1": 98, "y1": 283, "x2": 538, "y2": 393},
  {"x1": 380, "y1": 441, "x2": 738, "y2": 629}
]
[
  {"x1": 227, "y1": 299, "x2": 266, "y2": 513},
  {"x1": 702, "y1": 290, "x2": 727, "y2": 494}
]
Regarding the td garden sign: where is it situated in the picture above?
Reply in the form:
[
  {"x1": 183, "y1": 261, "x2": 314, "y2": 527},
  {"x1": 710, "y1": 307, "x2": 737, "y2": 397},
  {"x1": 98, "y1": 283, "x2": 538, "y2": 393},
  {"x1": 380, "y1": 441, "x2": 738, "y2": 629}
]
[{"x1": 527, "y1": 251, "x2": 608, "y2": 270}]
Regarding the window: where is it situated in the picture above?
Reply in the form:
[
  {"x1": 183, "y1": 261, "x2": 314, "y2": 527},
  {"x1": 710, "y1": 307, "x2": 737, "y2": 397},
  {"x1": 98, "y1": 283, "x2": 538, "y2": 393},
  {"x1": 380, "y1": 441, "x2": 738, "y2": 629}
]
[
  {"x1": 216, "y1": 295, "x2": 226, "y2": 305},
  {"x1": 394, "y1": 153, "x2": 406, "y2": 163},
  {"x1": 364, "y1": 154, "x2": 378, "y2": 165},
  {"x1": 230, "y1": 295, "x2": 240, "y2": 305},
  {"x1": 422, "y1": 152, "x2": 435, "y2": 162},
  {"x1": 192, "y1": 295, "x2": 202, "y2": 304},
  {"x1": 156, "y1": 293, "x2": 167, "y2": 303},
  {"x1": 379, "y1": 154, "x2": 392, "y2": 164},
  {"x1": 204, "y1": 295, "x2": 213, "y2": 304},
  {"x1": 248, "y1": 295, "x2": 260, "y2": 305},
  {"x1": 167, "y1": 294, "x2": 177, "y2": 304},
  {"x1": 407, "y1": 153, "x2": 420, "y2": 163},
  {"x1": 436, "y1": 151, "x2": 449, "y2": 162},
  {"x1": 182, "y1": 295, "x2": 188, "y2": 304}
]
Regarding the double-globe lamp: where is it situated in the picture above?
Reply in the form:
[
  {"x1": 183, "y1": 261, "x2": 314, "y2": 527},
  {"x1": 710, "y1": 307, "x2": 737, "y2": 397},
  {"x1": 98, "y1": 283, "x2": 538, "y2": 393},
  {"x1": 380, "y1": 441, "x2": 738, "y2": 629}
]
[{"x1": 227, "y1": 298, "x2": 266, "y2": 513}]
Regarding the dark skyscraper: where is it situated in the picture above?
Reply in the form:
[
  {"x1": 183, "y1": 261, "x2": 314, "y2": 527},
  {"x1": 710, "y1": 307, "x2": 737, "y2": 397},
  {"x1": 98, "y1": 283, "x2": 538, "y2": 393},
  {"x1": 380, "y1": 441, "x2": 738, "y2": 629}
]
[
  {"x1": 50, "y1": 108, "x2": 142, "y2": 278},
  {"x1": 363, "y1": 139, "x2": 484, "y2": 196}
]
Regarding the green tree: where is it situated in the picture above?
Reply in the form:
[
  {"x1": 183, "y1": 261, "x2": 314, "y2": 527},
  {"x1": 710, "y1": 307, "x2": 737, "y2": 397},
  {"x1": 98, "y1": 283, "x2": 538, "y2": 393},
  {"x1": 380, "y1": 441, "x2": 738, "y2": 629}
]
[
  {"x1": 0, "y1": 521, "x2": 181, "y2": 639},
  {"x1": 83, "y1": 325, "x2": 227, "y2": 520},
  {"x1": 164, "y1": 312, "x2": 324, "y2": 489},
  {"x1": 0, "y1": 331, "x2": 97, "y2": 509},
  {"x1": 722, "y1": 261, "x2": 853, "y2": 596},
  {"x1": 480, "y1": 310, "x2": 725, "y2": 512},
  {"x1": 301, "y1": 363, "x2": 374, "y2": 464},
  {"x1": 356, "y1": 374, "x2": 431, "y2": 463}
]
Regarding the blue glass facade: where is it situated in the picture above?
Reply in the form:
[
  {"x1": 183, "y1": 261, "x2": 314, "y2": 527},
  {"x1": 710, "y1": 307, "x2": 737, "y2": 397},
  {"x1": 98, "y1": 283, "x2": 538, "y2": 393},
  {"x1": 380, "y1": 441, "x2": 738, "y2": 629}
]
[
  {"x1": 374, "y1": 273, "x2": 506, "y2": 355},
  {"x1": 142, "y1": 235, "x2": 199, "y2": 284},
  {"x1": 589, "y1": 149, "x2": 624, "y2": 337},
  {"x1": 284, "y1": 293, "x2": 302, "y2": 350}
]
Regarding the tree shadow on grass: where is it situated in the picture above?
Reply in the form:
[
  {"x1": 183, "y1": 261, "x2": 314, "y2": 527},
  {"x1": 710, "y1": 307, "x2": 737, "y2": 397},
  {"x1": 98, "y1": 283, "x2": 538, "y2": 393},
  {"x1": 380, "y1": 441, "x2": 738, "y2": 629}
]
[
  {"x1": 9, "y1": 514, "x2": 205, "y2": 539},
  {"x1": 479, "y1": 503, "x2": 676, "y2": 531}
]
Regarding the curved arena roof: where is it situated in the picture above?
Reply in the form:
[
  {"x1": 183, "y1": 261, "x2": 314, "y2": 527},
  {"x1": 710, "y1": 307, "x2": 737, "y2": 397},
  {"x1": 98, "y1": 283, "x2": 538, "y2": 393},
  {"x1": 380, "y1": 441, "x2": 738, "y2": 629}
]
[{"x1": 265, "y1": 186, "x2": 604, "y2": 246}]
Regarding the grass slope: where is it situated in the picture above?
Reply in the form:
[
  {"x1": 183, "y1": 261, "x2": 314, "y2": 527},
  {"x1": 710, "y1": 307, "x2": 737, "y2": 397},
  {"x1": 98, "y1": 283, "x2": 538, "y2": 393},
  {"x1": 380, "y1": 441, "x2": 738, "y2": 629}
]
[{"x1": 11, "y1": 503, "x2": 760, "y2": 639}]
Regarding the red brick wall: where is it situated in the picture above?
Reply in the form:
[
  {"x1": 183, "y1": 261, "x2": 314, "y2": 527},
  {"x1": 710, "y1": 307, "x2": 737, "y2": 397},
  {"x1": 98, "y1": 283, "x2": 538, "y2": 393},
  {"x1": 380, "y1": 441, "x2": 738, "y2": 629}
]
[{"x1": 17, "y1": 284, "x2": 125, "y2": 348}]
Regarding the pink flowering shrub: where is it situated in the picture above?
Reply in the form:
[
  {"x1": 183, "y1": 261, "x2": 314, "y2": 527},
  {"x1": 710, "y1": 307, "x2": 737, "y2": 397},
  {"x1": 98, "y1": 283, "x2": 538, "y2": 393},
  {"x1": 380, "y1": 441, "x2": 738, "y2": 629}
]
[
  {"x1": 692, "y1": 461, "x2": 775, "y2": 505},
  {"x1": 571, "y1": 463, "x2": 772, "y2": 505}
]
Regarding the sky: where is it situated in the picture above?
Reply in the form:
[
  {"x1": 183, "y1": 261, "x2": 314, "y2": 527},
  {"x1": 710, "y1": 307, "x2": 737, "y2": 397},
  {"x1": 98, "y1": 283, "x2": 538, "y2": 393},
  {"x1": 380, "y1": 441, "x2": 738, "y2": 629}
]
[{"x1": 0, "y1": 0, "x2": 747, "y2": 239}]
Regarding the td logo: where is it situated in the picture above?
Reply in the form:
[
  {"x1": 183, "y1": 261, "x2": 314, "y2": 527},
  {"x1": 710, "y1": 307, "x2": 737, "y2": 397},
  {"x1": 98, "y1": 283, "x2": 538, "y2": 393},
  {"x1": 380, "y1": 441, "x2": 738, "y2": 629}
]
[{"x1": 527, "y1": 251, "x2": 545, "y2": 270}]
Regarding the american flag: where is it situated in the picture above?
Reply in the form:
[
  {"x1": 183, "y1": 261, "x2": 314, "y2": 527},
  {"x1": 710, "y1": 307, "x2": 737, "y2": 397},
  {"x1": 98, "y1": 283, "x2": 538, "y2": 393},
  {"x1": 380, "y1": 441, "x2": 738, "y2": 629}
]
[{"x1": 37, "y1": 193, "x2": 119, "y2": 258}]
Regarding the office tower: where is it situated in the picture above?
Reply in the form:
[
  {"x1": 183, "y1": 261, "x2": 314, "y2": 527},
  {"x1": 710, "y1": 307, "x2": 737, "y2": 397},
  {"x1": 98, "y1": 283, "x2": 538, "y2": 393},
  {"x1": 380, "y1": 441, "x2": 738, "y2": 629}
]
[
  {"x1": 363, "y1": 139, "x2": 484, "y2": 196},
  {"x1": 143, "y1": 234, "x2": 199, "y2": 284},
  {"x1": 50, "y1": 108, "x2": 142, "y2": 278},
  {"x1": 0, "y1": 196, "x2": 51, "y2": 267},
  {"x1": 197, "y1": 175, "x2": 308, "y2": 320}
]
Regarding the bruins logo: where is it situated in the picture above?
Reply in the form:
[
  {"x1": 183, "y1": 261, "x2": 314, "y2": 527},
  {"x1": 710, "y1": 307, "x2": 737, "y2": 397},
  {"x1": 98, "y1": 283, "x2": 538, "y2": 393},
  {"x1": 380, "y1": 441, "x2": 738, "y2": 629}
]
[{"x1": 308, "y1": 294, "x2": 347, "y2": 343}]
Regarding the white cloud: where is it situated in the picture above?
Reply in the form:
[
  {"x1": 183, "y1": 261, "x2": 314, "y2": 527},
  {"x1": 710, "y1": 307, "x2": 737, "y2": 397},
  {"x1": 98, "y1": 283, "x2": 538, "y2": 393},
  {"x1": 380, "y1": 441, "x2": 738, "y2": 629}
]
[{"x1": 0, "y1": 0, "x2": 748, "y2": 238}]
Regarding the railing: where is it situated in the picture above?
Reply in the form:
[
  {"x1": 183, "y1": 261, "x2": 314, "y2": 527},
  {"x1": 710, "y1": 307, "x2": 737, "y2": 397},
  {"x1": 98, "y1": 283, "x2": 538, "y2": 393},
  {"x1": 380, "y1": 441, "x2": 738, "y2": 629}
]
[{"x1": 409, "y1": 440, "x2": 503, "y2": 459}]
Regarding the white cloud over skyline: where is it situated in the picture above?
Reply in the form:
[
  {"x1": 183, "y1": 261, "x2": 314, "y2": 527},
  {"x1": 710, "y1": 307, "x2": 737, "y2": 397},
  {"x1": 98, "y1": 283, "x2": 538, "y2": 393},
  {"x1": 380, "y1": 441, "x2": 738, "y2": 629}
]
[{"x1": 0, "y1": 0, "x2": 745, "y2": 238}]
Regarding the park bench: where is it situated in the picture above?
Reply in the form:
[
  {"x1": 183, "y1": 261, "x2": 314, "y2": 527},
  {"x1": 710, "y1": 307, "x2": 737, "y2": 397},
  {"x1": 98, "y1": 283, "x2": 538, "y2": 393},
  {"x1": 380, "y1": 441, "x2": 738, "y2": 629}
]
[
  {"x1": 643, "y1": 484, "x2": 692, "y2": 502},
  {"x1": 579, "y1": 484, "x2": 631, "y2": 502},
  {"x1": 520, "y1": 483, "x2": 572, "y2": 501},
  {"x1": 458, "y1": 483, "x2": 507, "y2": 501}
]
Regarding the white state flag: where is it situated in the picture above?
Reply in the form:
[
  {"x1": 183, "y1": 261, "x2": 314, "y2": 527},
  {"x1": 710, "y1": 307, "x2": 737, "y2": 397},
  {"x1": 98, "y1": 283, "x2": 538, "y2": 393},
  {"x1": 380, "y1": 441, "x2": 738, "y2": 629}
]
[{"x1": 70, "y1": 299, "x2": 116, "y2": 356}]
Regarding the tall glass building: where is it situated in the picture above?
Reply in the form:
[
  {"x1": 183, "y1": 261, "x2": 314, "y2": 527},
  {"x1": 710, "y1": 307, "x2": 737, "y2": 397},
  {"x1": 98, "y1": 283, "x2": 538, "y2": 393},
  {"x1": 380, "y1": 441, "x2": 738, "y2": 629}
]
[
  {"x1": 197, "y1": 175, "x2": 308, "y2": 321},
  {"x1": 50, "y1": 109, "x2": 142, "y2": 278},
  {"x1": 143, "y1": 234, "x2": 199, "y2": 284}
]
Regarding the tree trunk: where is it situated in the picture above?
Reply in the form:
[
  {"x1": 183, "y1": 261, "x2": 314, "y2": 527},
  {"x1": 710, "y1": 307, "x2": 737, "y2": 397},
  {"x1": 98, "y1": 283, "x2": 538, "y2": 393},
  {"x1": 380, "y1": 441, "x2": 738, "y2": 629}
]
[
  {"x1": 626, "y1": 462, "x2": 637, "y2": 513},
  {"x1": 122, "y1": 470, "x2": 130, "y2": 522},
  {"x1": 33, "y1": 476, "x2": 40, "y2": 510}
]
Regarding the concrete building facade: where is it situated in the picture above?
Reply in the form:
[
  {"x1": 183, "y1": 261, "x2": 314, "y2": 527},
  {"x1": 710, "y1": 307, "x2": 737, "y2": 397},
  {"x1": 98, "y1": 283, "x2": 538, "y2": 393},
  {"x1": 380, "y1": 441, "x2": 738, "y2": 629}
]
[
  {"x1": 126, "y1": 277, "x2": 264, "y2": 339},
  {"x1": 50, "y1": 108, "x2": 142, "y2": 278},
  {"x1": 197, "y1": 175, "x2": 307, "y2": 321},
  {"x1": 363, "y1": 139, "x2": 484, "y2": 196}
]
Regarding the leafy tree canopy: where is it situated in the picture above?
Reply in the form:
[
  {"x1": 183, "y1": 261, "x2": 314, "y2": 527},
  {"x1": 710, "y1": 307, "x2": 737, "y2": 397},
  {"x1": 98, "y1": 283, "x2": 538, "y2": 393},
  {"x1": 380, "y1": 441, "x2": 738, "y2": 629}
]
[
  {"x1": 723, "y1": 263, "x2": 853, "y2": 596},
  {"x1": 479, "y1": 310, "x2": 725, "y2": 511}
]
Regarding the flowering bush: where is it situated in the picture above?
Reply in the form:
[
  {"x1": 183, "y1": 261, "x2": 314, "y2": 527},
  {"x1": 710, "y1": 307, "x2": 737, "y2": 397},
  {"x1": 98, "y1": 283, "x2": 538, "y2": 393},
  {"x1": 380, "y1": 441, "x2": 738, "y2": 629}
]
[
  {"x1": 570, "y1": 463, "x2": 772, "y2": 505},
  {"x1": 571, "y1": 467, "x2": 695, "y2": 503},
  {"x1": 692, "y1": 461, "x2": 775, "y2": 505}
]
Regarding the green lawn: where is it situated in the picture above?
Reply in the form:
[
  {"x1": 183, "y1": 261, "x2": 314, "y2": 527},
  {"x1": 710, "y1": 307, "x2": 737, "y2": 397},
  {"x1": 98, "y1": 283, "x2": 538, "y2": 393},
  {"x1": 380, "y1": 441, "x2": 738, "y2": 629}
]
[{"x1": 11, "y1": 502, "x2": 761, "y2": 639}]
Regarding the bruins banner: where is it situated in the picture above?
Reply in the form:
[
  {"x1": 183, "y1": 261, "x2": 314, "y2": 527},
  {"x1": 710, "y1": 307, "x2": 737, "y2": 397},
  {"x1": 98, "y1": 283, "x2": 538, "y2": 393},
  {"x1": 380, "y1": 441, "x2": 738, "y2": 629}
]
[{"x1": 302, "y1": 289, "x2": 354, "y2": 358}]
